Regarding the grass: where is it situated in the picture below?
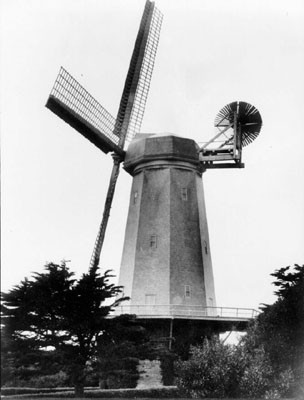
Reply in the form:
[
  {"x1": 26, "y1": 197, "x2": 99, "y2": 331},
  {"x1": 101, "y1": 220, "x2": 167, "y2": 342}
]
[{"x1": 1, "y1": 386, "x2": 181, "y2": 399}]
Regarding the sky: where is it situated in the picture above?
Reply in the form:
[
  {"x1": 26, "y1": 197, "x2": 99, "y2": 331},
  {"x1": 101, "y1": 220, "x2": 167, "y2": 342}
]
[{"x1": 1, "y1": 0, "x2": 304, "y2": 312}]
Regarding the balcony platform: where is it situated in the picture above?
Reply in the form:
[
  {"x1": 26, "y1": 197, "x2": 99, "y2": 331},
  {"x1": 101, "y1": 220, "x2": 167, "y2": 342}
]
[{"x1": 112, "y1": 305, "x2": 258, "y2": 333}]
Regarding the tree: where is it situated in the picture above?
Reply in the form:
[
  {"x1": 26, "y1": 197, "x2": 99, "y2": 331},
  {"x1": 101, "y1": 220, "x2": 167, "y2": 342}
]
[
  {"x1": 242, "y1": 264, "x2": 304, "y2": 396},
  {"x1": 97, "y1": 314, "x2": 148, "y2": 389},
  {"x1": 1, "y1": 261, "x2": 127, "y2": 396}
]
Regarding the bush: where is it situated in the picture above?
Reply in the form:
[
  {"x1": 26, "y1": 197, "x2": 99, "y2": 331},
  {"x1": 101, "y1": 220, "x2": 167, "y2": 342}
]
[
  {"x1": 238, "y1": 347, "x2": 273, "y2": 397},
  {"x1": 28, "y1": 371, "x2": 69, "y2": 388},
  {"x1": 98, "y1": 354, "x2": 139, "y2": 389},
  {"x1": 104, "y1": 369, "x2": 139, "y2": 389},
  {"x1": 2, "y1": 371, "x2": 69, "y2": 390},
  {"x1": 176, "y1": 338, "x2": 294, "y2": 398},
  {"x1": 160, "y1": 351, "x2": 177, "y2": 386},
  {"x1": 176, "y1": 338, "x2": 242, "y2": 398}
]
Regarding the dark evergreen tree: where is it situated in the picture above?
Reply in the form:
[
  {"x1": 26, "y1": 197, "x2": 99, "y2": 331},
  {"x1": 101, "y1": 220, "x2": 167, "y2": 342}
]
[
  {"x1": 244, "y1": 264, "x2": 304, "y2": 395},
  {"x1": 1, "y1": 261, "x2": 127, "y2": 396}
]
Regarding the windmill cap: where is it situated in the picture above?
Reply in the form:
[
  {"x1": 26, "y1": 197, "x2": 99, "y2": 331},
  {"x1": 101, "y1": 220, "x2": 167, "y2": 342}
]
[
  {"x1": 124, "y1": 133, "x2": 200, "y2": 175},
  {"x1": 132, "y1": 132, "x2": 181, "y2": 140}
]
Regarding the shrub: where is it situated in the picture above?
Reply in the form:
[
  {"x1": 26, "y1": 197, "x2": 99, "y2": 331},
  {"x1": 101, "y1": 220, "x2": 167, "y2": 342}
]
[
  {"x1": 176, "y1": 338, "x2": 242, "y2": 398},
  {"x1": 159, "y1": 351, "x2": 177, "y2": 386},
  {"x1": 238, "y1": 347, "x2": 273, "y2": 397},
  {"x1": 27, "y1": 371, "x2": 69, "y2": 388},
  {"x1": 264, "y1": 368, "x2": 295, "y2": 399},
  {"x1": 176, "y1": 338, "x2": 294, "y2": 399},
  {"x1": 1, "y1": 371, "x2": 69, "y2": 389},
  {"x1": 98, "y1": 354, "x2": 139, "y2": 389}
]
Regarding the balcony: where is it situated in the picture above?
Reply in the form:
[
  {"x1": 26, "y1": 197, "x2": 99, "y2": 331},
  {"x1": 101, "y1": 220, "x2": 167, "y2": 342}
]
[{"x1": 112, "y1": 304, "x2": 259, "y2": 321}]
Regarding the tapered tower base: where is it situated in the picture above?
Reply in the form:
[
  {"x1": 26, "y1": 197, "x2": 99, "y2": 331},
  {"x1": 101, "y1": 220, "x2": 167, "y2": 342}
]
[{"x1": 117, "y1": 134, "x2": 216, "y2": 318}]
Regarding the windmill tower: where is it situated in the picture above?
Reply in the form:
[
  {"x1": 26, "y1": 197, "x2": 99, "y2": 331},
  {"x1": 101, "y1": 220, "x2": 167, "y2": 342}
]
[
  {"x1": 118, "y1": 133, "x2": 217, "y2": 314},
  {"x1": 46, "y1": 1, "x2": 262, "y2": 348}
]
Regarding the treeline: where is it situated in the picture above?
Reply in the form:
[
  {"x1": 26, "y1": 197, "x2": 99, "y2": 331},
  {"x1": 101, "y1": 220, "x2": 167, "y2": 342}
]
[
  {"x1": 1, "y1": 263, "x2": 135, "y2": 395},
  {"x1": 1, "y1": 262, "x2": 303, "y2": 398}
]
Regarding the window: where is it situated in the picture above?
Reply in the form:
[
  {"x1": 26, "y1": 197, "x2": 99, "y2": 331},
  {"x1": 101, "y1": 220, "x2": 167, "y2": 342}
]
[
  {"x1": 145, "y1": 294, "x2": 156, "y2": 305},
  {"x1": 181, "y1": 187, "x2": 188, "y2": 201},
  {"x1": 204, "y1": 240, "x2": 208, "y2": 255},
  {"x1": 185, "y1": 285, "x2": 191, "y2": 298},
  {"x1": 150, "y1": 235, "x2": 157, "y2": 249}
]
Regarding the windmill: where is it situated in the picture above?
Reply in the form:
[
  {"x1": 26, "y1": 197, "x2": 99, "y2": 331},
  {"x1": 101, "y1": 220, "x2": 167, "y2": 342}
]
[
  {"x1": 46, "y1": 0, "x2": 163, "y2": 271},
  {"x1": 46, "y1": 1, "x2": 262, "y2": 349}
]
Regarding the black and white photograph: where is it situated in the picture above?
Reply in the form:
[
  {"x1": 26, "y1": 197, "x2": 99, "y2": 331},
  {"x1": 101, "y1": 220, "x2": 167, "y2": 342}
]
[{"x1": 1, "y1": 0, "x2": 303, "y2": 398}]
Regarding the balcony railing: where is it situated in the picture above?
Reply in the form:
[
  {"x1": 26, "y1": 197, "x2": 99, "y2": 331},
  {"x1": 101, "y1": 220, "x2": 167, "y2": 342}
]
[{"x1": 113, "y1": 304, "x2": 259, "y2": 320}]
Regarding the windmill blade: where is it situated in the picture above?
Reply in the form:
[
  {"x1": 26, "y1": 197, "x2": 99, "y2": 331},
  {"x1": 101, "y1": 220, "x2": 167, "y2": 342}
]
[
  {"x1": 89, "y1": 154, "x2": 121, "y2": 272},
  {"x1": 46, "y1": 67, "x2": 124, "y2": 156},
  {"x1": 115, "y1": 0, "x2": 163, "y2": 147},
  {"x1": 89, "y1": 0, "x2": 163, "y2": 271}
]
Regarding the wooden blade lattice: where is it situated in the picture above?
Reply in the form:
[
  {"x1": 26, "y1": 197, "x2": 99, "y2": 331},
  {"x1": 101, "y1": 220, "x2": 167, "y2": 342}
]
[
  {"x1": 126, "y1": 5, "x2": 163, "y2": 142},
  {"x1": 46, "y1": 67, "x2": 124, "y2": 155},
  {"x1": 115, "y1": 0, "x2": 163, "y2": 147}
]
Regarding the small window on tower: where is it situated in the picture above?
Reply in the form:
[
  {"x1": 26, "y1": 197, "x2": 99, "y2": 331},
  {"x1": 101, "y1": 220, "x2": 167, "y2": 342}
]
[
  {"x1": 185, "y1": 285, "x2": 191, "y2": 298},
  {"x1": 134, "y1": 191, "x2": 138, "y2": 204},
  {"x1": 145, "y1": 294, "x2": 156, "y2": 305},
  {"x1": 181, "y1": 187, "x2": 188, "y2": 201},
  {"x1": 204, "y1": 240, "x2": 208, "y2": 255},
  {"x1": 150, "y1": 235, "x2": 157, "y2": 249}
]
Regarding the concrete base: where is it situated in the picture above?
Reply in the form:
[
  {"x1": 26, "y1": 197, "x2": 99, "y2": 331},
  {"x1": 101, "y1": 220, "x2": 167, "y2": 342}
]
[{"x1": 137, "y1": 360, "x2": 163, "y2": 389}]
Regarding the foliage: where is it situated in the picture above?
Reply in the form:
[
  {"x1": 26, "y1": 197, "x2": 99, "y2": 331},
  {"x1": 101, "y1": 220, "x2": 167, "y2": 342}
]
[
  {"x1": 176, "y1": 338, "x2": 239, "y2": 398},
  {"x1": 238, "y1": 347, "x2": 273, "y2": 398},
  {"x1": 242, "y1": 264, "x2": 304, "y2": 396},
  {"x1": 261, "y1": 265, "x2": 303, "y2": 372},
  {"x1": 176, "y1": 338, "x2": 293, "y2": 398},
  {"x1": 97, "y1": 314, "x2": 150, "y2": 388},
  {"x1": 19, "y1": 371, "x2": 69, "y2": 388},
  {"x1": 2, "y1": 371, "x2": 69, "y2": 389},
  {"x1": 159, "y1": 349, "x2": 177, "y2": 386},
  {"x1": 96, "y1": 314, "x2": 179, "y2": 388},
  {"x1": 1, "y1": 341, "x2": 67, "y2": 387},
  {"x1": 1, "y1": 261, "x2": 127, "y2": 395},
  {"x1": 176, "y1": 264, "x2": 303, "y2": 398}
]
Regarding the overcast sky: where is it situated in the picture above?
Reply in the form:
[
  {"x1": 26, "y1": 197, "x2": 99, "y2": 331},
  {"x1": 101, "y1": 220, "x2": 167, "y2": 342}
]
[{"x1": 1, "y1": 0, "x2": 304, "y2": 311}]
